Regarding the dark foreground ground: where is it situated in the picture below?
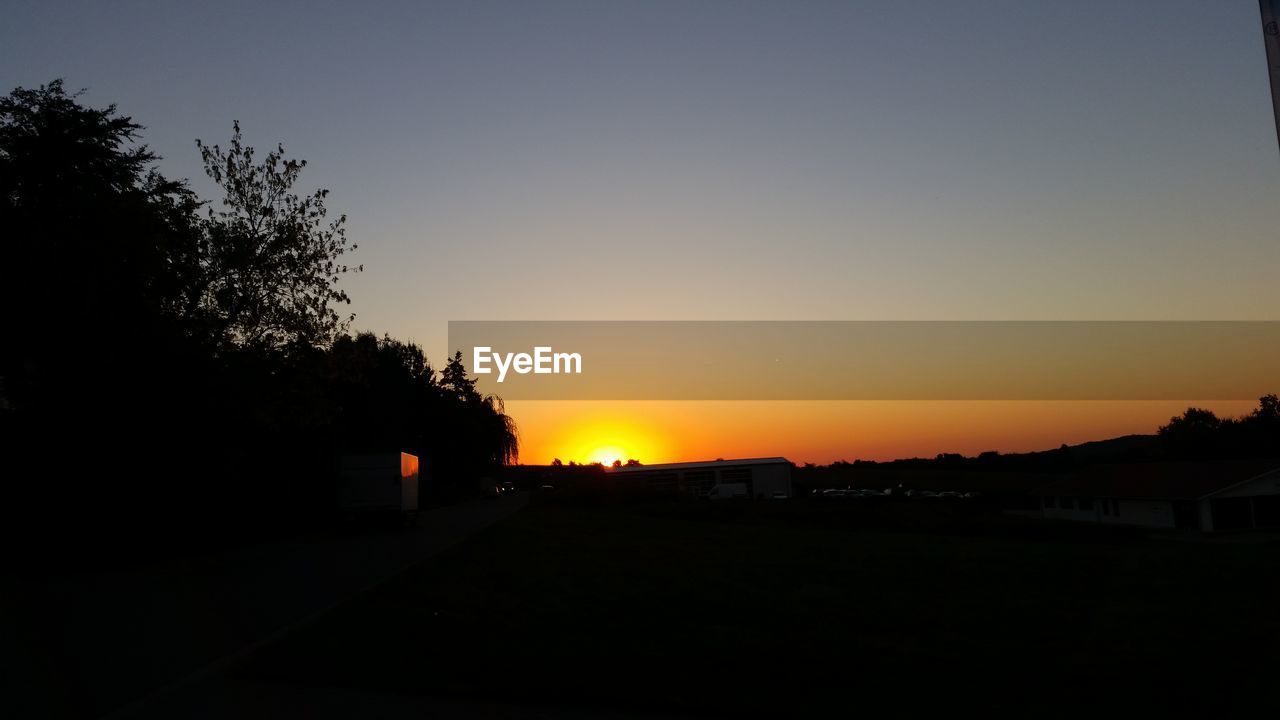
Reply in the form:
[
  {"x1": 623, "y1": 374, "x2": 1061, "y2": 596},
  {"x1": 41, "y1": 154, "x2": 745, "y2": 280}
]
[
  {"x1": 224, "y1": 496, "x2": 1280, "y2": 718},
  {"x1": 3, "y1": 495, "x2": 528, "y2": 719}
]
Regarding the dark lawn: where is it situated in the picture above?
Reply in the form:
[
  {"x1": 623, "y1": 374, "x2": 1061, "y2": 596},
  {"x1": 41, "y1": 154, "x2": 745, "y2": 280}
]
[{"x1": 241, "y1": 497, "x2": 1280, "y2": 717}]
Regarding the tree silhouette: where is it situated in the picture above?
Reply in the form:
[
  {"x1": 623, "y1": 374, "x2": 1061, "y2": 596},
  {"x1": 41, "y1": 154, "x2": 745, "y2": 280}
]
[
  {"x1": 1, "y1": 81, "x2": 522, "y2": 560},
  {"x1": 0, "y1": 79, "x2": 203, "y2": 411},
  {"x1": 1157, "y1": 398, "x2": 1280, "y2": 460},
  {"x1": 193, "y1": 122, "x2": 360, "y2": 350},
  {"x1": 1158, "y1": 407, "x2": 1223, "y2": 458},
  {"x1": 1, "y1": 80, "x2": 216, "y2": 551},
  {"x1": 1254, "y1": 394, "x2": 1280, "y2": 422},
  {"x1": 440, "y1": 351, "x2": 478, "y2": 401}
]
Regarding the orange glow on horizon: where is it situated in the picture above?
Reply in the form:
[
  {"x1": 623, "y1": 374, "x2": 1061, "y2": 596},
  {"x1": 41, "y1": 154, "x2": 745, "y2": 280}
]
[
  {"x1": 587, "y1": 446, "x2": 628, "y2": 466},
  {"x1": 528, "y1": 410, "x2": 669, "y2": 466},
  {"x1": 506, "y1": 400, "x2": 1260, "y2": 467}
]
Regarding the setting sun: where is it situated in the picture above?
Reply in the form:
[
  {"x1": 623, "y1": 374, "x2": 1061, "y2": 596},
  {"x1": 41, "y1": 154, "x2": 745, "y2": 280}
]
[
  {"x1": 524, "y1": 405, "x2": 670, "y2": 465},
  {"x1": 587, "y1": 446, "x2": 628, "y2": 466}
]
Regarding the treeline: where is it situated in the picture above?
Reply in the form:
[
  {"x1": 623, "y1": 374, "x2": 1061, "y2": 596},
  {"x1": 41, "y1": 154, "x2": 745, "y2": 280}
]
[
  {"x1": 0, "y1": 81, "x2": 515, "y2": 560},
  {"x1": 808, "y1": 395, "x2": 1280, "y2": 473},
  {"x1": 1156, "y1": 396, "x2": 1280, "y2": 460}
]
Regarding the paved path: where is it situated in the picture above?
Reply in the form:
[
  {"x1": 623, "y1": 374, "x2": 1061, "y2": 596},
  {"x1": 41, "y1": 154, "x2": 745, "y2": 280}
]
[{"x1": 12, "y1": 494, "x2": 527, "y2": 718}]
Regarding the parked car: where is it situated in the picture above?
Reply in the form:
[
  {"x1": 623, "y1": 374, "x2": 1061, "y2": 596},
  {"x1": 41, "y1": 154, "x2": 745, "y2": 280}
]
[
  {"x1": 771, "y1": 491, "x2": 789, "y2": 500},
  {"x1": 484, "y1": 484, "x2": 501, "y2": 498},
  {"x1": 538, "y1": 484, "x2": 556, "y2": 492}
]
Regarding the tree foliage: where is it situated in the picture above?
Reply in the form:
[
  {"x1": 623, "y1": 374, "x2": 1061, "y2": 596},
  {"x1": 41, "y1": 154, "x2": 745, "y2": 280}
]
[
  {"x1": 1, "y1": 81, "x2": 518, "y2": 559},
  {"x1": 440, "y1": 351, "x2": 478, "y2": 401},
  {"x1": 193, "y1": 121, "x2": 359, "y2": 350},
  {"x1": 1158, "y1": 396, "x2": 1280, "y2": 459},
  {"x1": 0, "y1": 80, "x2": 203, "y2": 410}
]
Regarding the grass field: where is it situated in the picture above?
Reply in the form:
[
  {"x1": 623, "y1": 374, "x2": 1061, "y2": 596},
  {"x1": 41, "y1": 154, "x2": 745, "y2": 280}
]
[{"x1": 242, "y1": 496, "x2": 1280, "y2": 717}]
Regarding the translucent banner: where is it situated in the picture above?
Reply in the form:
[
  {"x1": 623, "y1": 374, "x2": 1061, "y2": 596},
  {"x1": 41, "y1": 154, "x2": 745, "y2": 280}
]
[{"x1": 448, "y1": 321, "x2": 1280, "y2": 400}]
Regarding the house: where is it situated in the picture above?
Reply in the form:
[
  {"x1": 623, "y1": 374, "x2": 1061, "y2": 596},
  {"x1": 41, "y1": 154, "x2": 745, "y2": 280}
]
[
  {"x1": 606, "y1": 457, "x2": 793, "y2": 499},
  {"x1": 1035, "y1": 461, "x2": 1280, "y2": 531}
]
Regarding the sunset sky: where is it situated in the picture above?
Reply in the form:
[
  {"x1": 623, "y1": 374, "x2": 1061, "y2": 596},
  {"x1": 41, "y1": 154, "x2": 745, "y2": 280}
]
[{"x1": 5, "y1": 1, "x2": 1277, "y2": 464}]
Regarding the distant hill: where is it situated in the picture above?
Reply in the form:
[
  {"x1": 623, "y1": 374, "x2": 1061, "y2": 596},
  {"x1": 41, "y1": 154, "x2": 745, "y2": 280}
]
[
  {"x1": 869, "y1": 433, "x2": 1164, "y2": 469},
  {"x1": 1053, "y1": 434, "x2": 1160, "y2": 463},
  {"x1": 809, "y1": 433, "x2": 1167, "y2": 477},
  {"x1": 796, "y1": 434, "x2": 1166, "y2": 499}
]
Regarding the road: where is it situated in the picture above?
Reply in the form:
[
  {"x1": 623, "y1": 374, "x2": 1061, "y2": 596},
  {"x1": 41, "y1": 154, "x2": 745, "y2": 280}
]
[{"x1": 9, "y1": 494, "x2": 527, "y2": 719}]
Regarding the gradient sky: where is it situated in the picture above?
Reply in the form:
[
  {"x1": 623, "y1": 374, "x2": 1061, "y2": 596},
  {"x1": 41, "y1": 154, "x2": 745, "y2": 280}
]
[{"x1": 5, "y1": 1, "x2": 1277, "y2": 463}]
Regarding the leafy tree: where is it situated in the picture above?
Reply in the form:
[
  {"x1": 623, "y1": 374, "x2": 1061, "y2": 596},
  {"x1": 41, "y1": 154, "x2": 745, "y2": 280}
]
[
  {"x1": 470, "y1": 393, "x2": 519, "y2": 466},
  {"x1": 1161, "y1": 407, "x2": 1222, "y2": 432},
  {"x1": 325, "y1": 332, "x2": 439, "y2": 451},
  {"x1": 0, "y1": 80, "x2": 203, "y2": 410},
  {"x1": 326, "y1": 338, "x2": 517, "y2": 493},
  {"x1": 1, "y1": 81, "x2": 522, "y2": 559},
  {"x1": 193, "y1": 121, "x2": 359, "y2": 350},
  {"x1": 440, "y1": 350, "x2": 478, "y2": 401},
  {"x1": 1253, "y1": 394, "x2": 1280, "y2": 422},
  {"x1": 1157, "y1": 398, "x2": 1280, "y2": 459},
  {"x1": 0, "y1": 80, "x2": 217, "y2": 549},
  {"x1": 1159, "y1": 407, "x2": 1225, "y2": 458}
]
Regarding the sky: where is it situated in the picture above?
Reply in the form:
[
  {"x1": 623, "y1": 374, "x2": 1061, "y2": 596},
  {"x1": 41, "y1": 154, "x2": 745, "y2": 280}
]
[{"x1": 4, "y1": 1, "x2": 1277, "y2": 463}]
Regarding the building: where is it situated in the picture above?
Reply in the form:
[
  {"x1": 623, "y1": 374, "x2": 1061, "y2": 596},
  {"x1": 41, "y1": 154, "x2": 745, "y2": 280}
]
[
  {"x1": 1035, "y1": 461, "x2": 1280, "y2": 532},
  {"x1": 607, "y1": 457, "x2": 793, "y2": 499}
]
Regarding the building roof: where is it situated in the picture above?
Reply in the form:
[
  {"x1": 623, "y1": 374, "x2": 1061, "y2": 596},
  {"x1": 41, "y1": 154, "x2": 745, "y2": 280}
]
[
  {"x1": 606, "y1": 457, "x2": 792, "y2": 473},
  {"x1": 1035, "y1": 461, "x2": 1280, "y2": 500}
]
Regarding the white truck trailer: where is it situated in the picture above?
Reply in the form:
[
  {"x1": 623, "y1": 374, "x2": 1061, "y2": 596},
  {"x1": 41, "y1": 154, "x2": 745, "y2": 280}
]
[{"x1": 339, "y1": 452, "x2": 420, "y2": 525}]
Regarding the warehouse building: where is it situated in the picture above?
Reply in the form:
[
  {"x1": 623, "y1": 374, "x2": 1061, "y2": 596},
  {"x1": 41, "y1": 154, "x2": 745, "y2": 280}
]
[
  {"x1": 607, "y1": 457, "x2": 793, "y2": 499},
  {"x1": 1036, "y1": 461, "x2": 1280, "y2": 532}
]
